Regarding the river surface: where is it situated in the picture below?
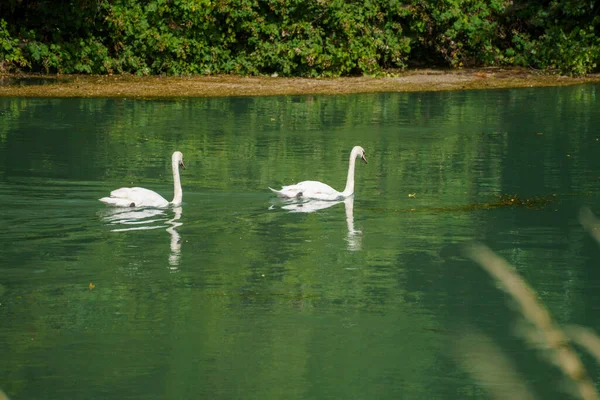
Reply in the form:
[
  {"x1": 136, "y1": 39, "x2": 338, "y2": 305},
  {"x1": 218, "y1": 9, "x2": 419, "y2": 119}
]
[{"x1": 1, "y1": 86, "x2": 600, "y2": 399}]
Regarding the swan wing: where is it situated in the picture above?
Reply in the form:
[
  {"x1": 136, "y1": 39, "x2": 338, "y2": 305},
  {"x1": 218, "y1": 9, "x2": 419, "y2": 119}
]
[
  {"x1": 100, "y1": 187, "x2": 169, "y2": 208},
  {"x1": 271, "y1": 181, "x2": 342, "y2": 201}
]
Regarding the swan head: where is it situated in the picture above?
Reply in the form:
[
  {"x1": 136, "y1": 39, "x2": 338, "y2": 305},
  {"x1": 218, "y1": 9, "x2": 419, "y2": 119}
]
[
  {"x1": 353, "y1": 146, "x2": 367, "y2": 164},
  {"x1": 172, "y1": 151, "x2": 185, "y2": 169}
]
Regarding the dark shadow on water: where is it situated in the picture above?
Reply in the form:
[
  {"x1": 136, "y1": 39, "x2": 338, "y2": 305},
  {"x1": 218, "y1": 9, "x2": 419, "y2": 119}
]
[{"x1": 0, "y1": 77, "x2": 70, "y2": 87}]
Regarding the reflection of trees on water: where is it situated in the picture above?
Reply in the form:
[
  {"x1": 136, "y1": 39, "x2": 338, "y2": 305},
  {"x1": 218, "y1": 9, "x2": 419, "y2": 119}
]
[
  {"x1": 99, "y1": 206, "x2": 183, "y2": 269},
  {"x1": 279, "y1": 196, "x2": 361, "y2": 251},
  {"x1": 8, "y1": 90, "x2": 600, "y2": 400}
]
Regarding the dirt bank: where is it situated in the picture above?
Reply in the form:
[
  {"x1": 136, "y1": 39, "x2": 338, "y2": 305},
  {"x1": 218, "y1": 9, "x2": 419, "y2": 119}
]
[{"x1": 1, "y1": 68, "x2": 599, "y2": 98}]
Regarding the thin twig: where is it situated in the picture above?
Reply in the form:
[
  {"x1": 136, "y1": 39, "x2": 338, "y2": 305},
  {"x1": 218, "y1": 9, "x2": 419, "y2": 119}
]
[{"x1": 565, "y1": 325, "x2": 600, "y2": 364}]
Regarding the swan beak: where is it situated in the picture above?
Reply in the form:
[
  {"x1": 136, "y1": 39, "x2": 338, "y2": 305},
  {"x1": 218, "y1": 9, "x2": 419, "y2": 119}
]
[
  {"x1": 361, "y1": 154, "x2": 368, "y2": 164},
  {"x1": 180, "y1": 161, "x2": 186, "y2": 170}
]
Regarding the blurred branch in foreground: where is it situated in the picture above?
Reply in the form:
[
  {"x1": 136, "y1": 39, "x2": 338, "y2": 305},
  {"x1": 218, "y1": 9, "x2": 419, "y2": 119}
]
[
  {"x1": 455, "y1": 329, "x2": 536, "y2": 400},
  {"x1": 465, "y1": 241, "x2": 600, "y2": 400},
  {"x1": 565, "y1": 325, "x2": 600, "y2": 364},
  {"x1": 579, "y1": 207, "x2": 600, "y2": 245}
]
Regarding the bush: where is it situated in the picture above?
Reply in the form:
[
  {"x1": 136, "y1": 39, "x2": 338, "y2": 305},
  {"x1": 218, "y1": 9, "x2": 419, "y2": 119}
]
[
  {"x1": 0, "y1": 0, "x2": 599, "y2": 76},
  {"x1": 0, "y1": 19, "x2": 28, "y2": 72}
]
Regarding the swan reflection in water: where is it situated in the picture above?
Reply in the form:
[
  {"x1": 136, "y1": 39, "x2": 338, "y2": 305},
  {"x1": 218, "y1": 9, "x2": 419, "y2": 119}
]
[
  {"x1": 166, "y1": 206, "x2": 182, "y2": 268},
  {"x1": 278, "y1": 196, "x2": 362, "y2": 251},
  {"x1": 99, "y1": 206, "x2": 183, "y2": 268}
]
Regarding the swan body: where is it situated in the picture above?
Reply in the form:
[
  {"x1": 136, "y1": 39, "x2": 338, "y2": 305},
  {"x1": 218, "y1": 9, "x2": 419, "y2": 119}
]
[
  {"x1": 100, "y1": 151, "x2": 185, "y2": 208},
  {"x1": 270, "y1": 146, "x2": 367, "y2": 201}
]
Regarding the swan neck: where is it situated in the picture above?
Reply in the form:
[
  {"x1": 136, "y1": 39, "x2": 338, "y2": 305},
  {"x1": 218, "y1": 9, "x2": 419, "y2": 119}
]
[
  {"x1": 171, "y1": 159, "x2": 182, "y2": 205},
  {"x1": 342, "y1": 150, "x2": 357, "y2": 197}
]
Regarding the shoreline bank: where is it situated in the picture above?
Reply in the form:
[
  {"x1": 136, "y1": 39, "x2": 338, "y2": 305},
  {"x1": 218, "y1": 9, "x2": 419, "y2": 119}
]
[{"x1": 1, "y1": 68, "x2": 599, "y2": 98}]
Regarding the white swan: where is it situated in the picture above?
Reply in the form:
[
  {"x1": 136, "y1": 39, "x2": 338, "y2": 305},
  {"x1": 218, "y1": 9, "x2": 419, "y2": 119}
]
[
  {"x1": 99, "y1": 151, "x2": 185, "y2": 208},
  {"x1": 269, "y1": 146, "x2": 367, "y2": 201}
]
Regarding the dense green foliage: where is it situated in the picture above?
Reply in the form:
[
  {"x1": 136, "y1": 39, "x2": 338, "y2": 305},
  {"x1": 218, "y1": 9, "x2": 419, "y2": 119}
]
[{"x1": 1, "y1": 0, "x2": 599, "y2": 76}]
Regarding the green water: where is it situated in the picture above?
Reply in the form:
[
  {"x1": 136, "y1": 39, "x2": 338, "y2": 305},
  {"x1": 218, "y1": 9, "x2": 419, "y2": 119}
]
[{"x1": 1, "y1": 86, "x2": 600, "y2": 400}]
